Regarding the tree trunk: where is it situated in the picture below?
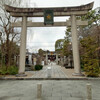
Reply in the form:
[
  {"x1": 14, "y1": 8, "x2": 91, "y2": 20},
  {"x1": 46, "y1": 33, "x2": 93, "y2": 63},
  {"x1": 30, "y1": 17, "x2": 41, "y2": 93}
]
[{"x1": 5, "y1": 33, "x2": 10, "y2": 69}]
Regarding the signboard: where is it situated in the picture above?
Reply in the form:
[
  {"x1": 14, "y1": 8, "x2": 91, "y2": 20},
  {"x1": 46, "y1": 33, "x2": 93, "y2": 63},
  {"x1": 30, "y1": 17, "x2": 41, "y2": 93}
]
[
  {"x1": 50, "y1": 52, "x2": 53, "y2": 55},
  {"x1": 44, "y1": 9, "x2": 54, "y2": 25}
]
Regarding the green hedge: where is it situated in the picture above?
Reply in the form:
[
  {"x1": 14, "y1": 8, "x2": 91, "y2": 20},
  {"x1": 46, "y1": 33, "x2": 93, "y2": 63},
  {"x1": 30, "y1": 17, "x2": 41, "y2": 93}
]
[
  {"x1": 84, "y1": 59, "x2": 100, "y2": 77},
  {"x1": 34, "y1": 65, "x2": 43, "y2": 70},
  {"x1": 0, "y1": 66, "x2": 18, "y2": 75}
]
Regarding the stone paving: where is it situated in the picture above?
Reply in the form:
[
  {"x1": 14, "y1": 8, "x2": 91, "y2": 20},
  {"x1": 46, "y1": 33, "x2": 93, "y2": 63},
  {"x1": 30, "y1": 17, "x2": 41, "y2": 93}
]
[
  {"x1": 60, "y1": 67, "x2": 86, "y2": 78},
  {"x1": 2, "y1": 62, "x2": 99, "y2": 79},
  {"x1": 0, "y1": 80, "x2": 100, "y2": 100},
  {"x1": 3, "y1": 62, "x2": 67, "y2": 79},
  {"x1": 30, "y1": 62, "x2": 67, "y2": 78}
]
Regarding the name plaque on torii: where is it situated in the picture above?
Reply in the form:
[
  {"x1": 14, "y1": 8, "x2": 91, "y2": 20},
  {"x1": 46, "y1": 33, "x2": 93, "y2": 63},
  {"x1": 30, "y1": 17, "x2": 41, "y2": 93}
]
[{"x1": 5, "y1": 2, "x2": 94, "y2": 76}]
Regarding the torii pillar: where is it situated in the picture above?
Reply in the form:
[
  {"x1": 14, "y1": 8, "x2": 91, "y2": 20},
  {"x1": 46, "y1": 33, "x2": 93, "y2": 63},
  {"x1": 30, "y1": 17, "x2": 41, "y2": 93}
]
[
  {"x1": 46, "y1": 53, "x2": 48, "y2": 65},
  {"x1": 66, "y1": 18, "x2": 88, "y2": 75},
  {"x1": 71, "y1": 15, "x2": 81, "y2": 75},
  {"x1": 17, "y1": 16, "x2": 27, "y2": 76},
  {"x1": 56, "y1": 53, "x2": 58, "y2": 65}
]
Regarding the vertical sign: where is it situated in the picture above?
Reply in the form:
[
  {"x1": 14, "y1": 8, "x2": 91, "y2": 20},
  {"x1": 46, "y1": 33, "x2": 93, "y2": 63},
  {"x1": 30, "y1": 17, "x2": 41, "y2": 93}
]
[{"x1": 44, "y1": 9, "x2": 54, "y2": 25}]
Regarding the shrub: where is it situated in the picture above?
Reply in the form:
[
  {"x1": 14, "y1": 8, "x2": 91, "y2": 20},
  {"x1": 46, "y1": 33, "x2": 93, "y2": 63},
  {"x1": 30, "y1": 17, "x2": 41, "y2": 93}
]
[
  {"x1": 80, "y1": 36, "x2": 100, "y2": 77},
  {"x1": 84, "y1": 59, "x2": 100, "y2": 77},
  {"x1": 7, "y1": 66, "x2": 18, "y2": 75},
  {"x1": 0, "y1": 67, "x2": 7, "y2": 75},
  {"x1": 0, "y1": 69, "x2": 7, "y2": 75},
  {"x1": 0, "y1": 66, "x2": 18, "y2": 75},
  {"x1": 34, "y1": 65, "x2": 43, "y2": 70}
]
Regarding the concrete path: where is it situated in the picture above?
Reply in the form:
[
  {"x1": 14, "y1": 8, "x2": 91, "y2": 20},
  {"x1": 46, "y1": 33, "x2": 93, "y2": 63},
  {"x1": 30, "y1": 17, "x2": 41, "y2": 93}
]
[
  {"x1": 0, "y1": 80, "x2": 100, "y2": 100},
  {"x1": 31, "y1": 62, "x2": 67, "y2": 78}
]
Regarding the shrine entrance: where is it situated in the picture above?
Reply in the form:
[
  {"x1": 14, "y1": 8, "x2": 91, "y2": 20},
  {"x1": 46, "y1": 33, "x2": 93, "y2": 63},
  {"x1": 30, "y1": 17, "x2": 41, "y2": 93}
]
[{"x1": 5, "y1": 2, "x2": 93, "y2": 76}]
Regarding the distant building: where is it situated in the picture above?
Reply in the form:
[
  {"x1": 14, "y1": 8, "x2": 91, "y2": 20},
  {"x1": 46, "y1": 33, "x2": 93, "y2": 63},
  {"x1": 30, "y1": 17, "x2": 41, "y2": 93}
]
[
  {"x1": 44, "y1": 51, "x2": 60, "y2": 61},
  {"x1": 47, "y1": 51, "x2": 57, "y2": 61},
  {"x1": 26, "y1": 49, "x2": 33, "y2": 65},
  {"x1": 94, "y1": 7, "x2": 100, "y2": 15}
]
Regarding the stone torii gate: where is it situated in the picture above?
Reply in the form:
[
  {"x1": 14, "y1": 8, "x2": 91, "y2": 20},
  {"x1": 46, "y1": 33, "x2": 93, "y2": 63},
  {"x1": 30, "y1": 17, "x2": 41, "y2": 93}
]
[{"x1": 5, "y1": 2, "x2": 93, "y2": 76}]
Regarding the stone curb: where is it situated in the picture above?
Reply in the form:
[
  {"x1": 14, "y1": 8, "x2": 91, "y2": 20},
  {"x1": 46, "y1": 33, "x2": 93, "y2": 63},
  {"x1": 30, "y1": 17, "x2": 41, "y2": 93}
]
[{"x1": 0, "y1": 77, "x2": 100, "y2": 80}]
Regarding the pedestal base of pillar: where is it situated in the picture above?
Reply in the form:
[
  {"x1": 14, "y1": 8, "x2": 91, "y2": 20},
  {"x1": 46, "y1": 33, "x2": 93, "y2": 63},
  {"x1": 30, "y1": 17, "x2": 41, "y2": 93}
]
[
  {"x1": 16, "y1": 73, "x2": 27, "y2": 77},
  {"x1": 72, "y1": 73, "x2": 84, "y2": 76}
]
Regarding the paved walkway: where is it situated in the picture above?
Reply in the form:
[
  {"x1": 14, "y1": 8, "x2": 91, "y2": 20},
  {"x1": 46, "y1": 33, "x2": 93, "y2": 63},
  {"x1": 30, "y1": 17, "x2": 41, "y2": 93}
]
[
  {"x1": 60, "y1": 67, "x2": 86, "y2": 78},
  {"x1": 30, "y1": 62, "x2": 67, "y2": 78},
  {"x1": 0, "y1": 80, "x2": 100, "y2": 100},
  {"x1": 2, "y1": 62, "x2": 88, "y2": 79}
]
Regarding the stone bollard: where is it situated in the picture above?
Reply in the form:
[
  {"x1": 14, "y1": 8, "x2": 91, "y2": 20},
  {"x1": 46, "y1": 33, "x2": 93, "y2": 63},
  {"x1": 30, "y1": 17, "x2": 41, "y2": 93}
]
[
  {"x1": 86, "y1": 84, "x2": 92, "y2": 100},
  {"x1": 37, "y1": 83, "x2": 42, "y2": 100},
  {"x1": 47, "y1": 67, "x2": 51, "y2": 78}
]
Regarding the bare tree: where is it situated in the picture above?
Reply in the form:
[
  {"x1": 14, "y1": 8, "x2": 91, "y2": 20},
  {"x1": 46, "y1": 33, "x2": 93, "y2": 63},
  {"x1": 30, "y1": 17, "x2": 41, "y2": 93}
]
[{"x1": 0, "y1": 0, "x2": 22, "y2": 68}]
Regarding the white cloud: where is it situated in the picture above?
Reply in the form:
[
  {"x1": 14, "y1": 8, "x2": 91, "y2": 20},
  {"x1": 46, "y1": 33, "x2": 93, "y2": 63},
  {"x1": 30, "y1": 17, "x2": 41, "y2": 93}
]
[
  {"x1": 26, "y1": 27, "x2": 66, "y2": 53},
  {"x1": 30, "y1": 0, "x2": 99, "y2": 9}
]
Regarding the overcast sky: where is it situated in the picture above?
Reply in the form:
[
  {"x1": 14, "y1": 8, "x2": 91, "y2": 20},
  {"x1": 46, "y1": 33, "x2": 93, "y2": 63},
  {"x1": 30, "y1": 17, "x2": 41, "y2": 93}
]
[{"x1": 22, "y1": 0, "x2": 100, "y2": 53}]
